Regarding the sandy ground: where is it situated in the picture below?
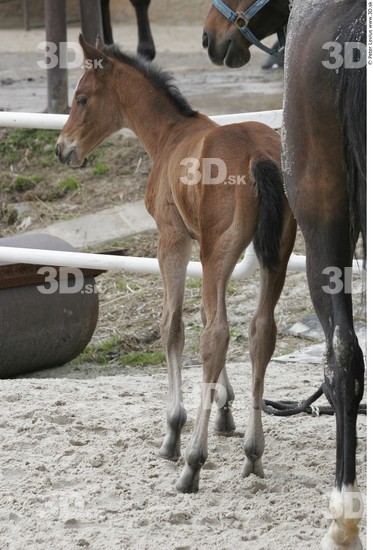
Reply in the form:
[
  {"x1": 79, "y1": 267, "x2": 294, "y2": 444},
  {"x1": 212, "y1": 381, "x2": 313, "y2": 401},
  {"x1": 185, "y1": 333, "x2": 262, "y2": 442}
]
[
  {"x1": 0, "y1": 20, "x2": 367, "y2": 550},
  {"x1": 0, "y1": 361, "x2": 367, "y2": 550}
]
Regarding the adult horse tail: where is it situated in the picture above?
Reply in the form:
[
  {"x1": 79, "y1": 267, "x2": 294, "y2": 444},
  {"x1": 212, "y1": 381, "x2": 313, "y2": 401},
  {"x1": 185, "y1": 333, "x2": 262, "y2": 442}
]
[
  {"x1": 251, "y1": 157, "x2": 284, "y2": 273},
  {"x1": 334, "y1": 1, "x2": 366, "y2": 260}
]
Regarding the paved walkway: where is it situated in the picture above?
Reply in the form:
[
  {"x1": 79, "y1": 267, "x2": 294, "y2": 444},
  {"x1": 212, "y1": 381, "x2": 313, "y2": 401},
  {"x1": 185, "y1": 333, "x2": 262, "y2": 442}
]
[
  {"x1": 0, "y1": 24, "x2": 283, "y2": 114},
  {"x1": 28, "y1": 200, "x2": 156, "y2": 248}
]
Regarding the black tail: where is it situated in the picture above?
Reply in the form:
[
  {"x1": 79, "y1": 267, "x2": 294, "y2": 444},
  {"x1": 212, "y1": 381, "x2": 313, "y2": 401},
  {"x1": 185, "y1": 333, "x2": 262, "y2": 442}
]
[
  {"x1": 251, "y1": 158, "x2": 284, "y2": 272},
  {"x1": 334, "y1": 1, "x2": 366, "y2": 260}
]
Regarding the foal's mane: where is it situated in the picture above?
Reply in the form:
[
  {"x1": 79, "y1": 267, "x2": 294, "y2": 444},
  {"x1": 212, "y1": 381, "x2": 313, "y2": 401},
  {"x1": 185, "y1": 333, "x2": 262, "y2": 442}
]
[{"x1": 102, "y1": 44, "x2": 197, "y2": 118}]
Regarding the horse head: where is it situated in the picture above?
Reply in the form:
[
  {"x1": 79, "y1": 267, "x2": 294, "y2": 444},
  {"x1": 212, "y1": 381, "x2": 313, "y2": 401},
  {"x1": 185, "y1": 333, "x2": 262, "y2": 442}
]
[
  {"x1": 203, "y1": 0, "x2": 289, "y2": 67},
  {"x1": 56, "y1": 35, "x2": 124, "y2": 167}
]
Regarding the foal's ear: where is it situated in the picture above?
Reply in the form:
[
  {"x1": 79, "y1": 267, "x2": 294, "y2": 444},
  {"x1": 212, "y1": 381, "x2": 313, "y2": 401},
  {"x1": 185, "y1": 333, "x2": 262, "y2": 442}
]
[
  {"x1": 79, "y1": 33, "x2": 112, "y2": 75},
  {"x1": 95, "y1": 35, "x2": 105, "y2": 51}
]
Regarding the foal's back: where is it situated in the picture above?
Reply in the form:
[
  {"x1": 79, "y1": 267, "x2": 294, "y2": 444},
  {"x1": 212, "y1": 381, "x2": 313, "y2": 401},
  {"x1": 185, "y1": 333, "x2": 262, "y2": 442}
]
[{"x1": 157, "y1": 119, "x2": 282, "y2": 243}]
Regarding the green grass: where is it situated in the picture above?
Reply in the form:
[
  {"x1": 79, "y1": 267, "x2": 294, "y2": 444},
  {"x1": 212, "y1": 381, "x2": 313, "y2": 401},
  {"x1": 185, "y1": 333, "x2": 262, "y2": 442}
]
[
  {"x1": 229, "y1": 327, "x2": 246, "y2": 342},
  {"x1": 120, "y1": 350, "x2": 165, "y2": 367},
  {"x1": 93, "y1": 162, "x2": 109, "y2": 176},
  {"x1": 53, "y1": 176, "x2": 79, "y2": 198},
  {"x1": 186, "y1": 277, "x2": 202, "y2": 290},
  {"x1": 14, "y1": 175, "x2": 41, "y2": 192},
  {"x1": 0, "y1": 128, "x2": 59, "y2": 165},
  {"x1": 1, "y1": 205, "x2": 18, "y2": 225},
  {"x1": 114, "y1": 279, "x2": 142, "y2": 292},
  {"x1": 227, "y1": 283, "x2": 238, "y2": 296},
  {"x1": 74, "y1": 336, "x2": 165, "y2": 367}
]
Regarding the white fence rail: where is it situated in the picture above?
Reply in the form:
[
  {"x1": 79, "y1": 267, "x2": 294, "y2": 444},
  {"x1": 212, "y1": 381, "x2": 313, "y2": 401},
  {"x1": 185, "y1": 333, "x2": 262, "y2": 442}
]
[
  {"x1": 1, "y1": 110, "x2": 363, "y2": 278},
  {"x1": 0, "y1": 109, "x2": 283, "y2": 131}
]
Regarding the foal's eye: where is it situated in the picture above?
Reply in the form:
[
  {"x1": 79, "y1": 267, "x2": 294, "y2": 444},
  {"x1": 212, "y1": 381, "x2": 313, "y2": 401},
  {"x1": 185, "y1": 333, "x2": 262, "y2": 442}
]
[{"x1": 76, "y1": 96, "x2": 87, "y2": 106}]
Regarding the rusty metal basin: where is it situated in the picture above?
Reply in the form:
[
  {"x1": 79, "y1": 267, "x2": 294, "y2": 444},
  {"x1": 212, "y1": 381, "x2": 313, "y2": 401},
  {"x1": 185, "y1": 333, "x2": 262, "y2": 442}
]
[{"x1": 0, "y1": 234, "x2": 100, "y2": 378}]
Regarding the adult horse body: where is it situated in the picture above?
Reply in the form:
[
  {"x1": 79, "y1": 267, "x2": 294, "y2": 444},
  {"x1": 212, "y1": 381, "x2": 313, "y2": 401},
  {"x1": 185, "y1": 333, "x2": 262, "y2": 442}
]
[
  {"x1": 56, "y1": 35, "x2": 296, "y2": 495},
  {"x1": 204, "y1": 1, "x2": 366, "y2": 548}
]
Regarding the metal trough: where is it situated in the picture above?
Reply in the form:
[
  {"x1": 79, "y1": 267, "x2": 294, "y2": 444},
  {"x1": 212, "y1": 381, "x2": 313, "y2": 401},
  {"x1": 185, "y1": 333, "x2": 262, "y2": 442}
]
[{"x1": 0, "y1": 234, "x2": 100, "y2": 378}]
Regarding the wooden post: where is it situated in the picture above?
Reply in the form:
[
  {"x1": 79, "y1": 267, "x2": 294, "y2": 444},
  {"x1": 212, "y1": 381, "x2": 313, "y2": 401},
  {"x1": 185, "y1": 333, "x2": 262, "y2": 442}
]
[
  {"x1": 44, "y1": 0, "x2": 68, "y2": 113},
  {"x1": 79, "y1": 0, "x2": 104, "y2": 45}
]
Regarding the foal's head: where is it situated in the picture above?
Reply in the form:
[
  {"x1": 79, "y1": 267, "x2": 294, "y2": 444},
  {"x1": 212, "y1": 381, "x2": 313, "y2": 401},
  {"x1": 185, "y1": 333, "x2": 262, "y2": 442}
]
[
  {"x1": 56, "y1": 34, "x2": 124, "y2": 167},
  {"x1": 56, "y1": 34, "x2": 196, "y2": 167}
]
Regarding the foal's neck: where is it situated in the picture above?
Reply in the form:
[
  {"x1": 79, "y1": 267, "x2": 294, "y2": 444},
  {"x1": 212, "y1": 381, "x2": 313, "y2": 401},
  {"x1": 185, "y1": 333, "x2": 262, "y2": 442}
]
[{"x1": 115, "y1": 65, "x2": 204, "y2": 159}]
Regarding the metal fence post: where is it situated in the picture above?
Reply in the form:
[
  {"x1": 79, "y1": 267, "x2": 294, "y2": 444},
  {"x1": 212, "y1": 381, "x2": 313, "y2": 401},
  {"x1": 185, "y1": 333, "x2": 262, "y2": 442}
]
[{"x1": 44, "y1": 0, "x2": 68, "y2": 113}]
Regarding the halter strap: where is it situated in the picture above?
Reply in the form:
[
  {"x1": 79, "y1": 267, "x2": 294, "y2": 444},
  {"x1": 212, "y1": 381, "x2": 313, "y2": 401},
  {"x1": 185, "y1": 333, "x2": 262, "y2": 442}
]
[{"x1": 212, "y1": 0, "x2": 287, "y2": 58}]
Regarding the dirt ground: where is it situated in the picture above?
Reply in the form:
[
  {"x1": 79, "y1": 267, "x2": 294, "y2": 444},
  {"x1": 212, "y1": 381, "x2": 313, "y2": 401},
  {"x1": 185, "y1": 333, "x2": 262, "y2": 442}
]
[{"x1": 0, "y1": 20, "x2": 368, "y2": 550}]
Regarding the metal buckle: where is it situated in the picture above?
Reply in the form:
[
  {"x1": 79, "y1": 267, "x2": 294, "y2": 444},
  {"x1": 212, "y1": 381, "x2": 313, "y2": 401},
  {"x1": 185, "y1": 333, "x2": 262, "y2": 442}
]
[{"x1": 235, "y1": 12, "x2": 249, "y2": 29}]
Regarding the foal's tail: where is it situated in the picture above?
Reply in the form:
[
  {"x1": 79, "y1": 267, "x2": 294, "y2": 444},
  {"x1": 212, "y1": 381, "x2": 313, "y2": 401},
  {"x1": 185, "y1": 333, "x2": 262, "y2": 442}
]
[
  {"x1": 334, "y1": 2, "x2": 366, "y2": 260},
  {"x1": 251, "y1": 157, "x2": 284, "y2": 272}
]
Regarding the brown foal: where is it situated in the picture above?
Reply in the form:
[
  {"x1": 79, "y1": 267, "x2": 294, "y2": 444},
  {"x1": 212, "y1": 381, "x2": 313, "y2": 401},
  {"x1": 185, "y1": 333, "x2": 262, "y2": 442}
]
[{"x1": 56, "y1": 35, "x2": 296, "y2": 493}]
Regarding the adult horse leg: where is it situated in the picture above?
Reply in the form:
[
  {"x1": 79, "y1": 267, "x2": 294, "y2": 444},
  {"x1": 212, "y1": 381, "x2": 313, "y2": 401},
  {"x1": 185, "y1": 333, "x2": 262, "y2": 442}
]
[
  {"x1": 302, "y1": 218, "x2": 364, "y2": 550},
  {"x1": 284, "y1": 112, "x2": 364, "y2": 549},
  {"x1": 129, "y1": 0, "x2": 155, "y2": 60},
  {"x1": 283, "y1": 37, "x2": 365, "y2": 550},
  {"x1": 298, "y1": 217, "x2": 364, "y2": 549},
  {"x1": 100, "y1": 0, "x2": 113, "y2": 44},
  {"x1": 326, "y1": 280, "x2": 363, "y2": 548},
  {"x1": 243, "y1": 214, "x2": 296, "y2": 477},
  {"x1": 200, "y1": 303, "x2": 236, "y2": 434},
  {"x1": 157, "y1": 221, "x2": 191, "y2": 461}
]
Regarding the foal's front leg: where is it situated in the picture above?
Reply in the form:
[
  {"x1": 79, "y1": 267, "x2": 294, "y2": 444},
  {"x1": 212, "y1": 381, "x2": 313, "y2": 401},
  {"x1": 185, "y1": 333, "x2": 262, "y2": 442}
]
[
  {"x1": 200, "y1": 304, "x2": 236, "y2": 434},
  {"x1": 158, "y1": 228, "x2": 191, "y2": 461}
]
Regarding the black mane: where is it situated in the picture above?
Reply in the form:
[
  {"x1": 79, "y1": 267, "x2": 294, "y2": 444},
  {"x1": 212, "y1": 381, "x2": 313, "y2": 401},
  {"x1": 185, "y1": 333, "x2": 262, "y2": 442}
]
[{"x1": 102, "y1": 44, "x2": 197, "y2": 118}]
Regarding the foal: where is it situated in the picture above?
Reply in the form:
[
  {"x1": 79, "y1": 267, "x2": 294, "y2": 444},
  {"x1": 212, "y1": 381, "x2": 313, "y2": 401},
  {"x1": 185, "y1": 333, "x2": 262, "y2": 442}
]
[{"x1": 56, "y1": 35, "x2": 296, "y2": 493}]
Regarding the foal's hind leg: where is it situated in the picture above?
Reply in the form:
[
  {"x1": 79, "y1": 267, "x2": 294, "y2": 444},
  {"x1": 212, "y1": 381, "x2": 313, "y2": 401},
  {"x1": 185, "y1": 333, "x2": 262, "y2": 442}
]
[
  {"x1": 243, "y1": 216, "x2": 296, "y2": 478},
  {"x1": 176, "y1": 241, "x2": 240, "y2": 493},
  {"x1": 157, "y1": 226, "x2": 191, "y2": 461}
]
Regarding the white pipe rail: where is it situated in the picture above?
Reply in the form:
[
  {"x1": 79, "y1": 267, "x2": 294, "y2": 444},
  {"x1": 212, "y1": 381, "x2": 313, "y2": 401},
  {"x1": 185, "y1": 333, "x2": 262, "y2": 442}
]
[
  {"x1": 0, "y1": 243, "x2": 260, "y2": 279},
  {"x1": 0, "y1": 245, "x2": 365, "y2": 278},
  {"x1": 0, "y1": 109, "x2": 283, "y2": 131}
]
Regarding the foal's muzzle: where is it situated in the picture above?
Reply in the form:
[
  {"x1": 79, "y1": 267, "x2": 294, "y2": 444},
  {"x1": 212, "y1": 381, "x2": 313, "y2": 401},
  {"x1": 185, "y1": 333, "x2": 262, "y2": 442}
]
[
  {"x1": 55, "y1": 143, "x2": 66, "y2": 163},
  {"x1": 55, "y1": 141, "x2": 84, "y2": 168}
]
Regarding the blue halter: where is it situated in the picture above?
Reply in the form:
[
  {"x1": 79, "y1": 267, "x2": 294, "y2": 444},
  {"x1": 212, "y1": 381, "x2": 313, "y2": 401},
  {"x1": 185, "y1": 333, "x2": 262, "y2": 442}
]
[{"x1": 211, "y1": 0, "x2": 286, "y2": 57}]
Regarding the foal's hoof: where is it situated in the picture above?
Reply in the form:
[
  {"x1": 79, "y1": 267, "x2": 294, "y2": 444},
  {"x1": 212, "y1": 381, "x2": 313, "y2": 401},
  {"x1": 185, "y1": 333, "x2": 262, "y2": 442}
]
[
  {"x1": 159, "y1": 447, "x2": 180, "y2": 462},
  {"x1": 159, "y1": 433, "x2": 181, "y2": 462},
  {"x1": 242, "y1": 456, "x2": 264, "y2": 478},
  {"x1": 176, "y1": 464, "x2": 201, "y2": 494},
  {"x1": 214, "y1": 409, "x2": 236, "y2": 434}
]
